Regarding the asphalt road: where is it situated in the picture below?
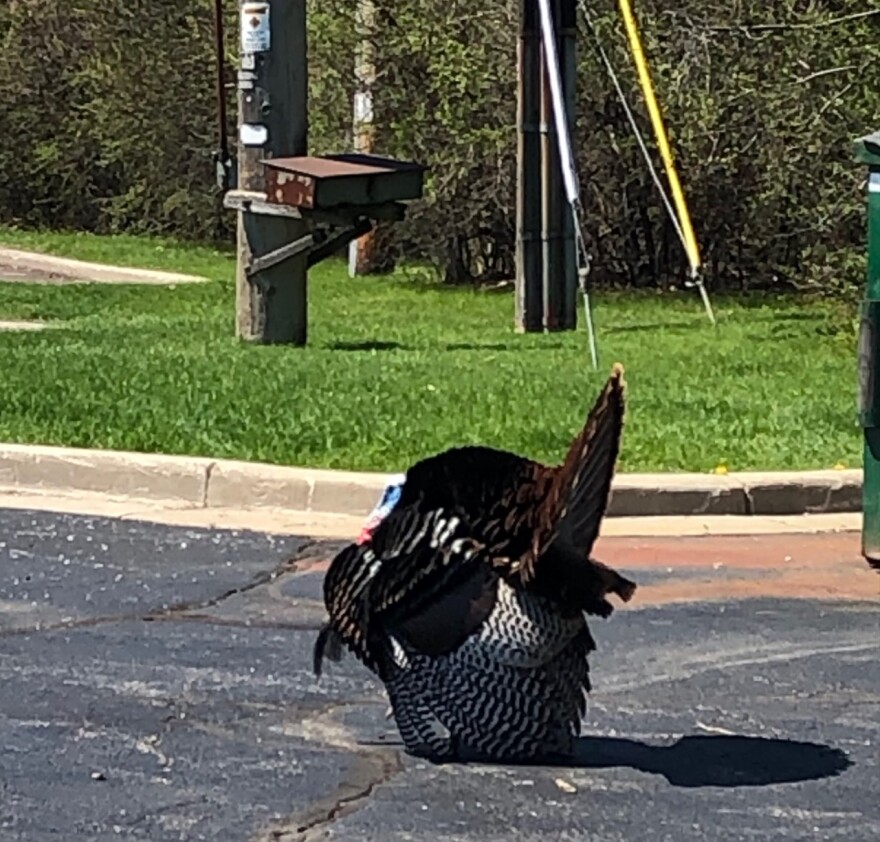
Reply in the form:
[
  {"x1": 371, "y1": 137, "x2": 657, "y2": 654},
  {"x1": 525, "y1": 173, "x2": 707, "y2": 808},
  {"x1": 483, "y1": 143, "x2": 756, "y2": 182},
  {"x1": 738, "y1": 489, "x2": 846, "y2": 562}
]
[{"x1": 1, "y1": 508, "x2": 877, "y2": 841}]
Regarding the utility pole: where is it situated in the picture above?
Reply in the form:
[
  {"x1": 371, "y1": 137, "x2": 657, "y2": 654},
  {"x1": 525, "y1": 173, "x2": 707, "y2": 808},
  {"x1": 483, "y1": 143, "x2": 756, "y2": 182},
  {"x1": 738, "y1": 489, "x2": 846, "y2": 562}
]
[
  {"x1": 348, "y1": 0, "x2": 379, "y2": 277},
  {"x1": 540, "y1": 23, "x2": 564, "y2": 331},
  {"x1": 235, "y1": 0, "x2": 310, "y2": 344},
  {"x1": 516, "y1": 0, "x2": 578, "y2": 332},
  {"x1": 516, "y1": 0, "x2": 543, "y2": 331},
  {"x1": 558, "y1": 0, "x2": 578, "y2": 329}
]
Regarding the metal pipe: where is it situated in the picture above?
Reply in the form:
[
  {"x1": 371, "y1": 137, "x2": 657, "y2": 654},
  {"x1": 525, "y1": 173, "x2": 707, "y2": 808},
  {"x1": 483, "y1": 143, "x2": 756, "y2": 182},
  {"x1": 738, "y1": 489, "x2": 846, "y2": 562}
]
[
  {"x1": 559, "y1": 0, "x2": 578, "y2": 330},
  {"x1": 540, "y1": 38, "x2": 564, "y2": 331},
  {"x1": 516, "y1": 0, "x2": 544, "y2": 332}
]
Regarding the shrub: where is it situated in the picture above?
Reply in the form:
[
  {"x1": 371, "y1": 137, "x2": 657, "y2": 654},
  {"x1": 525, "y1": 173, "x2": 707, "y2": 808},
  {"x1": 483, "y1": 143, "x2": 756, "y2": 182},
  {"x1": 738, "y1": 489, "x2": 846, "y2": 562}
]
[{"x1": 0, "y1": 0, "x2": 878, "y2": 295}]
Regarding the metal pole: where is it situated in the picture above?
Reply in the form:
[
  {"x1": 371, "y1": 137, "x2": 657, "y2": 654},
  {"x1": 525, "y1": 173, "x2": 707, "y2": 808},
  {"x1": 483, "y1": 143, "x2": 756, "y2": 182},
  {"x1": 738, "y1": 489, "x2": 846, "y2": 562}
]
[
  {"x1": 540, "y1": 32, "x2": 564, "y2": 332},
  {"x1": 235, "y1": 0, "x2": 310, "y2": 345},
  {"x1": 348, "y1": 0, "x2": 378, "y2": 277},
  {"x1": 516, "y1": 0, "x2": 544, "y2": 332},
  {"x1": 558, "y1": 0, "x2": 578, "y2": 330},
  {"x1": 854, "y1": 131, "x2": 880, "y2": 563}
]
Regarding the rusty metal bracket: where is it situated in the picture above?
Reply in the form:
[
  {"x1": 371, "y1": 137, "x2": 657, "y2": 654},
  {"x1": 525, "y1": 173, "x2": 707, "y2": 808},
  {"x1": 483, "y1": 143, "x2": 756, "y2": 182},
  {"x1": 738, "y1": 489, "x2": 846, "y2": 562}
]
[
  {"x1": 228, "y1": 175, "x2": 397, "y2": 275},
  {"x1": 307, "y1": 218, "x2": 374, "y2": 269},
  {"x1": 247, "y1": 233, "x2": 315, "y2": 277},
  {"x1": 243, "y1": 219, "x2": 375, "y2": 277}
]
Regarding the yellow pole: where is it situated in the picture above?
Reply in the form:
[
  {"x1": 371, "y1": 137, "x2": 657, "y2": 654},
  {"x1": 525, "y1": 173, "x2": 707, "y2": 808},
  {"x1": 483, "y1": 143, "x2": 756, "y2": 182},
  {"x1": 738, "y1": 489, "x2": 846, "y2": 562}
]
[{"x1": 617, "y1": 0, "x2": 701, "y2": 275}]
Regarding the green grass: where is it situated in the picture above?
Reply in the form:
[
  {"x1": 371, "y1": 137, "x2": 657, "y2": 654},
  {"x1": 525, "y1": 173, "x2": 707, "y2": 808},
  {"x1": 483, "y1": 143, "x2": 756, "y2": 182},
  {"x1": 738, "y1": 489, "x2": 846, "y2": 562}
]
[{"x1": 0, "y1": 226, "x2": 861, "y2": 473}]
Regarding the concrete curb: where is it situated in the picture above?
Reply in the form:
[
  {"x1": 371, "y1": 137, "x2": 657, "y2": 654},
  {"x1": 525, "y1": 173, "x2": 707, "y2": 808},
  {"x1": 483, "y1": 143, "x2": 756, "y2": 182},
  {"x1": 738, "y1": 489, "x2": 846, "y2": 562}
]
[
  {"x1": 608, "y1": 470, "x2": 862, "y2": 517},
  {"x1": 0, "y1": 443, "x2": 863, "y2": 519},
  {"x1": 0, "y1": 248, "x2": 208, "y2": 285}
]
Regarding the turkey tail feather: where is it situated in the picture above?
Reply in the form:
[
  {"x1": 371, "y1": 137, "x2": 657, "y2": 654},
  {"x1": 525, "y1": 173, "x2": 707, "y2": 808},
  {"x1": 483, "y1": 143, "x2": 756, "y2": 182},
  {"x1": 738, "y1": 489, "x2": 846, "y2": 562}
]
[{"x1": 523, "y1": 363, "x2": 626, "y2": 580}]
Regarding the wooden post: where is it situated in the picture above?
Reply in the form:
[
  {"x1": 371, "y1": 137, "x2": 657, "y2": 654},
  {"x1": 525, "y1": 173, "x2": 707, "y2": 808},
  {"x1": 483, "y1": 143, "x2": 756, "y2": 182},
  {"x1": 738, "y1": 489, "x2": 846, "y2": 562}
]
[
  {"x1": 235, "y1": 0, "x2": 310, "y2": 345},
  {"x1": 516, "y1": 0, "x2": 543, "y2": 332},
  {"x1": 348, "y1": 0, "x2": 379, "y2": 277}
]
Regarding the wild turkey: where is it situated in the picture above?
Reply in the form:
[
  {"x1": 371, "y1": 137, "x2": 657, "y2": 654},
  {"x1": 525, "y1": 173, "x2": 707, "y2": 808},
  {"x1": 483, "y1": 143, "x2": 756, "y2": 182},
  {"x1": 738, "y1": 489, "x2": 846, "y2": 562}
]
[{"x1": 314, "y1": 363, "x2": 636, "y2": 762}]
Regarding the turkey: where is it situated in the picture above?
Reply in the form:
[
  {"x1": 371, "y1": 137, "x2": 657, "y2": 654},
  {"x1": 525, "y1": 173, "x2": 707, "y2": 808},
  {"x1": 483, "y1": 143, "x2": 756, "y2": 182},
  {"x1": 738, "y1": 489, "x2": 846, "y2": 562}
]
[{"x1": 314, "y1": 363, "x2": 636, "y2": 762}]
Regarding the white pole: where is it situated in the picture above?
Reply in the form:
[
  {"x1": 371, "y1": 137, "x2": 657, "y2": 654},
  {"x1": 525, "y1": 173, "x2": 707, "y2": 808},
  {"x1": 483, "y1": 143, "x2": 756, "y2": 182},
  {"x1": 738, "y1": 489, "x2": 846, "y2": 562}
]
[
  {"x1": 536, "y1": 0, "x2": 579, "y2": 205},
  {"x1": 537, "y1": 0, "x2": 599, "y2": 368}
]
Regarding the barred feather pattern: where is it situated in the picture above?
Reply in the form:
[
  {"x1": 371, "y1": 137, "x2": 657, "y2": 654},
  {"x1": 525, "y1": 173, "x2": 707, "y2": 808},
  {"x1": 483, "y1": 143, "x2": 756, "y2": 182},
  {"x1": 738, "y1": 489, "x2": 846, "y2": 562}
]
[
  {"x1": 319, "y1": 542, "x2": 384, "y2": 674},
  {"x1": 384, "y1": 581, "x2": 593, "y2": 762}
]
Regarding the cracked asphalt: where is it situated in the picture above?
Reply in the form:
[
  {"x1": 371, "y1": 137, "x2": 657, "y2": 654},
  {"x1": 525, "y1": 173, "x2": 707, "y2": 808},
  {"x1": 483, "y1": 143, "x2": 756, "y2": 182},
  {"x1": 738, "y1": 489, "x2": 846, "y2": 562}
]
[{"x1": 1, "y1": 508, "x2": 878, "y2": 841}]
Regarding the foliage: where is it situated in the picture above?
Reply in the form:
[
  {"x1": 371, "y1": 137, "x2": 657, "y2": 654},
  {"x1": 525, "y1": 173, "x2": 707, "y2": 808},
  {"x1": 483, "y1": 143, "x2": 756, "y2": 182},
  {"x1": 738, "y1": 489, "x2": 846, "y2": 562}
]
[
  {"x1": 0, "y1": 1, "x2": 878, "y2": 294},
  {"x1": 0, "y1": 0, "x2": 355, "y2": 241}
]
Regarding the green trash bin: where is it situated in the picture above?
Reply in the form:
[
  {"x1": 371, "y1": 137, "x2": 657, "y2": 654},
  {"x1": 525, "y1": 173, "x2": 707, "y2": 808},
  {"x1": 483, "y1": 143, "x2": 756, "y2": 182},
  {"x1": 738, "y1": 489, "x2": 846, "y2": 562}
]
[{"x1": 854, "y1": 131, "x2": 880, "y2": 562}]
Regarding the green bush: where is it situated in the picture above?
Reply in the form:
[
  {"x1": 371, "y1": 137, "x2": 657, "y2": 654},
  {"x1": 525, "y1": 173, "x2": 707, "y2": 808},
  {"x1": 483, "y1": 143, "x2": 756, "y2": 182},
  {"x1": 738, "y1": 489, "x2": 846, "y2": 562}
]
[
  {"x1": 0, "y1": 0, "x2": 878, "y2": 294},
  {"x1": 0, "y1": 0, "x2": 355, "y2": 242}
]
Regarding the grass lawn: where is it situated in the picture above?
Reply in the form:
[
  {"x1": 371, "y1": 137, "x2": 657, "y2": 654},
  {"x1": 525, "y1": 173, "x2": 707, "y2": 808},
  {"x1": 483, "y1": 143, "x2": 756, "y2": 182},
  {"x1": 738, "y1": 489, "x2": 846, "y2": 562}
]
[{"x1": 0, "y1": 227, "x2": 862, "y2": 474}]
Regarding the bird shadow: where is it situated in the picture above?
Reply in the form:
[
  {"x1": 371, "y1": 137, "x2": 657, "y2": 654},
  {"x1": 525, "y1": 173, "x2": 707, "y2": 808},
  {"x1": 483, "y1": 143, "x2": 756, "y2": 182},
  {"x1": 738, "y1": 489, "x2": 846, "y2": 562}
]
[
  {"x1": 561, "y1": 735, "x2": 853, "y2": 787},
  {"x1": 362, "y1": 735, "x2": 853, "y2": 788}
]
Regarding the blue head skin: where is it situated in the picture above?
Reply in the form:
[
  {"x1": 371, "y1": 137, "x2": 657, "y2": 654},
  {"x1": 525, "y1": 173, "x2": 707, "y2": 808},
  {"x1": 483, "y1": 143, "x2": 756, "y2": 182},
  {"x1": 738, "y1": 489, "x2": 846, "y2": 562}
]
[{"x1": 357, "y1": 474, "x2": 406, "y2": 544}]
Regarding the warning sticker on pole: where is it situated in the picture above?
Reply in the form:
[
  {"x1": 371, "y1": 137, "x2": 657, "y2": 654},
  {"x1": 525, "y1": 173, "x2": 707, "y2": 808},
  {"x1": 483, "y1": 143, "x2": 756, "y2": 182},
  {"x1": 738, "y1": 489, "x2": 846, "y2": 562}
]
[{"x1": 241, "y1": 2, "x2": 271, "y2": 54}]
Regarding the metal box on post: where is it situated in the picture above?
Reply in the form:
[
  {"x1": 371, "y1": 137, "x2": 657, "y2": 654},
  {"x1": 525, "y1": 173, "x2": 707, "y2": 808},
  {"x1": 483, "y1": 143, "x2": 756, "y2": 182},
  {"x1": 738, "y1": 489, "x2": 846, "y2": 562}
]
[{"x1": 263, "y1": 154, "x2": 425, "y2": 211}]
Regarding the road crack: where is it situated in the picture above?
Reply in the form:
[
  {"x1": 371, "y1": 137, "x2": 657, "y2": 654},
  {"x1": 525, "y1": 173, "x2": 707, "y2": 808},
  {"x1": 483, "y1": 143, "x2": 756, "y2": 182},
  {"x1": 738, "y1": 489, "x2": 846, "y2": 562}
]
[{"x1": 262, "y1": 748, "x2": 403, "y2": 842}]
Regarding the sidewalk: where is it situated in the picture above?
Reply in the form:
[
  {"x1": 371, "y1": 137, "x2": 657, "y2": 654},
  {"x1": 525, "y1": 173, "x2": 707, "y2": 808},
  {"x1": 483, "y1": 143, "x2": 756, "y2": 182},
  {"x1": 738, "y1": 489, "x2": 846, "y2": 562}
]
[{"x1": 0, "y1": 247, "x2": 208, "y2": 285}]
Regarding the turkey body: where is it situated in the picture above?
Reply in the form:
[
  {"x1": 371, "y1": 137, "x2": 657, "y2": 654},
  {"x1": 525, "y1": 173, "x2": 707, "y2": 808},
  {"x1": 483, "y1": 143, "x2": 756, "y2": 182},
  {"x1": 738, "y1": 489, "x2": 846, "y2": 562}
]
[
  {"x1": 314, "y1": 365, "x2": 636, "y2": 762},
  {"x1": 383, "y1": 577, "x2": 593, "y2": 761}
]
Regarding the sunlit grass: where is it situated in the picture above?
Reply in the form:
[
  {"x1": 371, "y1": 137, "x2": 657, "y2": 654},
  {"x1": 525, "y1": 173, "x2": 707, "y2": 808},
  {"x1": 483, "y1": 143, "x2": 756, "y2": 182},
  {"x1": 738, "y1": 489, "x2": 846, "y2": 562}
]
[{"x1": 0, "y1": 226, "x2": 860, "y2": 473}]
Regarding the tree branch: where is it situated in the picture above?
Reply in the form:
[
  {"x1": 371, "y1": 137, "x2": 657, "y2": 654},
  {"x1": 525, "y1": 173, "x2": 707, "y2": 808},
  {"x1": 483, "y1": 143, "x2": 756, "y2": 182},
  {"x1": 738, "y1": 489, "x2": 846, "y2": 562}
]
[
  {"x1": 705, "y1": 8, "x2": 880, "y2": 34},
  {"x1": 796, "y1": 65, "x2": 858, "y2": 84}
]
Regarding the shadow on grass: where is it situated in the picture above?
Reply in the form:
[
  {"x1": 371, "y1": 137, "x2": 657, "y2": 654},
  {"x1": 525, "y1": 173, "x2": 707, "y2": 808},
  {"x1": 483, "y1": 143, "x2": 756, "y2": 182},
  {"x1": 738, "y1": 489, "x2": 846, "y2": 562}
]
[
  {"x1": 326, "y1": 339, "x2": 571, "y2": 352},
  {"x1": 598, "y1": 305, "x2": 824, "y2": 336},
  {"x1": 601, "y1": 320, "x2": 705, "y2": 335},
  {"x1": 327, "y1": 340, "x2": 406, "y2": 352},
  {"x1": 364, "y1": 735, "x2": 852, "y2": 787},
  {"x1": 444, "y1": 340, "x2": 567, "y2": 351}
]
